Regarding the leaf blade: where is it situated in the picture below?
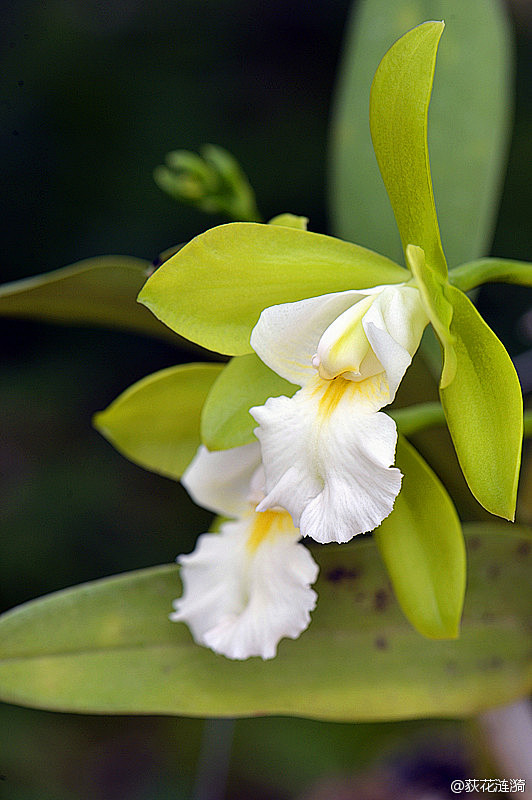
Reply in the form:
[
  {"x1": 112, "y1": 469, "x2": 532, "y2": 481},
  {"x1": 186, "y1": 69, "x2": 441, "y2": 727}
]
[
  {"x1": 370, "y1": 21, "x2": 447, "y2": 275},
  {"x1": 374, "y1": 436, "x2": 465, "y2": 639},
  {"x1": 138, "y1": 223, "x2": 407, "y2": 355},
  {"x1": 0, "y1": 524, "x2": 529, "y2": 721},
  {"x1": 440, "y1": 287, "x2": 523, "y2": 520},
  {"x1": 94, "y1": 363, "x2": 223, "y2": 480},
  {"x1": 201, "y1": 353, "x2": 297, "y2": 450},
  {"x1": 0, "y1": 257, "x2": 177, "y2": 342},
  {"x1": 330, "y1": 0, "x2": 513, "y2": 269}
]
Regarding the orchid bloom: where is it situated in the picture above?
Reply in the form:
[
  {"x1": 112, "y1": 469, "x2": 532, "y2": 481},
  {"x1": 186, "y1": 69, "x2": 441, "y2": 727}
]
[
  {"x1": 170, "y1": 441, "x2": 319, "y2": 660},
  {"x1": 250, "y1": 284, "x2": 429, "y2": 544}
]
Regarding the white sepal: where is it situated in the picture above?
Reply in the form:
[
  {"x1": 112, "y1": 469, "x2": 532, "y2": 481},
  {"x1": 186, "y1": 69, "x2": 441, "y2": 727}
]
[
  {"x1": 171, "y1": 511, "x2": 319, "y2": 660},
  {"x1": 182, "y1": 442, "x2": 261, "y2": 518}
]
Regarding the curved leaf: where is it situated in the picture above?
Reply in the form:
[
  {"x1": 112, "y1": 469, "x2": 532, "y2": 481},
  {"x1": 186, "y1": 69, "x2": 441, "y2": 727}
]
[
  {"x1": 370, "y1": 21, "x2": 447, "y2": 276},
  {"x1": 374, "y1": 436, "x2": 465, "y2": 639},
  {"x1": 330, "y1": 0, "x2": 513, "y2": 269},
  {"x1": 201, "y1": 353, "x2": 297, "y2": 450},
  {"x1": 441, "y1": 286, "x2": 522, "y2": 520},
  {"x1": 138, "y1": 223, "x2": 407, "y2": 355},
  {"x1": 0, "y1": 257, "x2": 177, "y2": 342},
  {"x1": 0, "y1": 524, "x2": 529, "y2": 720},
  {"x1": 94, "y1": 363, "x2": 223, "y2": 480}
]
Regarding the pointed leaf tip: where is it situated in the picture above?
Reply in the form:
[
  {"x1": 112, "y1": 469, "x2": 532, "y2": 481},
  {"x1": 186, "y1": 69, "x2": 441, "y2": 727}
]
[{"x1": 370, "y1": 21, "x2": 447, "y2": 277}]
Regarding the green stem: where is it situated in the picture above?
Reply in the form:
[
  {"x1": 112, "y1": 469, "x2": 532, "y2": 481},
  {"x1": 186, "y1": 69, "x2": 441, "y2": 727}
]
[
  {"x1": 449, "y1": 258, "x2": 532, "y2": 292},
  {"x1": 390, "y1": 402, "x2": 444, "y2": 435},
  {"x1": 391, "y1": 402, "x2": 532, "y2": 438}
]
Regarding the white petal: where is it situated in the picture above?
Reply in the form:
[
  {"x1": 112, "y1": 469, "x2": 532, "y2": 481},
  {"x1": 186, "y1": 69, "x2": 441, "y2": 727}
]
[
  {"x1": 251, "y1": 376, "x2": 402, "y2": 543},
  {"x1": 313, "y1": 294, "x2": 376, "y2": 380},
  {"x1": 182, "y1": 442, "x2": 261, "y2": 517},
  {"x1": 171, "y1": 511, "x2": 319, "y2": 660},
  {"x1": 251, "y1": 289, "x2": 374, "y2": 386},
  {"x1": 363, "y1": 286, "x2": 428, "y2": 399}
]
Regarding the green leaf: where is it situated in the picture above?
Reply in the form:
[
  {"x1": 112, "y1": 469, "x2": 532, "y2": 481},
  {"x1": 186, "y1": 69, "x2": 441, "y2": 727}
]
[
  {"x1": 374, "y1": 436, "x2": 465, "y2": 639},
  {"x1": 201, "y1": 353, "x2": 297, "y2": 450},
  {"x1": 0, "y1": 256, "x2": 177, "y2": 342},
  {"x1": 138, "y1": 223, "x2": 407, "y2": 355},
  {"x1": 330, "y1": 0, "x2": 513, "y2": 269},
  {"x1": 406, "y1": 244, "x2": 456, "y2": 387},
  {"x1": 93, "y1": 363, "x2": 223, "y2": 480},
  {"x1": 0, "y1": 523, "x2": 529, "y2": 720},
  {"x1": 370, "y1": 21, "x2": 447, "y2": 276},
  {"x1": 450, "y1": 258, "x2": 532, "y2": 292},
  {"x1": 441, "y1": 286, "x2": 522, "y2": 520}
]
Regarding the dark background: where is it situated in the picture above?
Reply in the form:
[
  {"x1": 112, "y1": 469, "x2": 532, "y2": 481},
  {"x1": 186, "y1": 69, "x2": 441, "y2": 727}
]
[{"x1": 0, "y1": 1, "x2": 530, "y2": 797}]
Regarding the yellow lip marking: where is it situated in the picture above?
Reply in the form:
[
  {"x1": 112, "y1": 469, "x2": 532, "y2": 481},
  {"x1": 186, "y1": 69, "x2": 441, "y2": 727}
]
[
  {"x1": 314, "y1": 373, "x2": 391, "y2": 420},
  {"x1": 246, "y1": 509, "x2": 294, "y2": 553},
  {"x1": 318, "y1": 376, "x2": 350, "y2": 418}
]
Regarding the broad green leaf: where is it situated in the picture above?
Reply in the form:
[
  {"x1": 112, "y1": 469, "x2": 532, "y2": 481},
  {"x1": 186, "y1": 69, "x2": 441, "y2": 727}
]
[
  {"x1": 201, "y1": 353, "x2": 297, "y2": 450},
  {"x1": 330, "y1": 0, "x2": 513, "y2": 269},
  {"x1": 370, "y1": 21, "x2": 447, "y2": 277},
  {"x1": 441, "y1": 286, "x2": 522, "y2": 520},
  {"x1": 406, "y1": 244, "x2": 456, "y2": 387},
  {"x1": 0, "y1": 256, "x2": 177, "y2": 342},
  {"x1": 93, "y1": 363, "x2": 223, "y2": 480},
  {"x1": 0, "y1": 523, "x2": 529, "y2": 720},
  {"x1": 138, "y1": 223, "x2": 407, "y2": 356},
  {"x1": 374, "y1": 437, "x2": 465, "y2": 639},
  {"x1": 450, "y1": 258, "x2": 532, "y2": 292}
]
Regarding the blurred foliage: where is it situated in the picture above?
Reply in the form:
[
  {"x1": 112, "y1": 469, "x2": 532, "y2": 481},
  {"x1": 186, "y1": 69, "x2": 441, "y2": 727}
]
[{"x1": 0, "y1": 0, "x2": 531, "y2": 797}]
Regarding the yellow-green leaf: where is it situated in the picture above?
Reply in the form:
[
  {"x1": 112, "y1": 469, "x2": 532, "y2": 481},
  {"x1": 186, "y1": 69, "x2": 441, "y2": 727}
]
[
  {"x1": 330, "y1": 0, "x2": 513, "y2": 269},
  {"x1": 138, "y1": 223, "x2": 407, "y2": 355},
  {"x1": 440, "y1": 287, "x2": 523, "y2": 520},
  {"x1": 0, "y1": 256, "x2": 177, "y2": 342},
  {"x1": 374, "y1": 437, "x2": 465, "y2": 639},
  {"x1": 93, "y1": 363, "x2": 223, "y2": 480},
  {"x1": 201, "y1": 353, "x2": 297, "y2": 450},
  {"x1": 370, "y1": 21, "x2": 447, "y2": 276},
  {"x1": 0, "y1": 523, "x2": 529, "y2": 720}
]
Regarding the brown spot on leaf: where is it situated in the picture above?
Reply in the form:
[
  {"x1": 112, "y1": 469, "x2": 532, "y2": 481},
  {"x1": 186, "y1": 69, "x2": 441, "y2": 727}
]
[
  {"x1": 374, "y1": 635, "x2": 388, "y2": 650},
  {"x1": 469, "y1": 536, "x2": 482, "y2": 550},
  {"x1": 326, "y1": 566, "x2": 361, "y2": 583},
  {"x1": 487, "y1": 564, "x2": 501, "y2": 581},
  {"x1": 479, "y1": 656, "x2": 504, "y2": 671},
  {"x1": 374, "y1": 588, "x2": 389, "y2": 612},
  {"x1": 516, "y1": 541, "x2": 531, "y2": 558}
]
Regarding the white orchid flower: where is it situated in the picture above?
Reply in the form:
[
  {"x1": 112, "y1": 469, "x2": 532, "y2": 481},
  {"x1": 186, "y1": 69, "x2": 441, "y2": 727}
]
[
  {"x1": 170, "y1": 442, "x2": 319, "y2": 660},
  {"x1": 250, "y1": 284, "x2": 429, "y2": 544}
]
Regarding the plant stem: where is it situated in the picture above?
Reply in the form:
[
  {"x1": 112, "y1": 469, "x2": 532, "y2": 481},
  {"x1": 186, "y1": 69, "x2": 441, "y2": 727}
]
[{"x1": 193, "y1": 718, "x2": 235, "y2": 800}]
